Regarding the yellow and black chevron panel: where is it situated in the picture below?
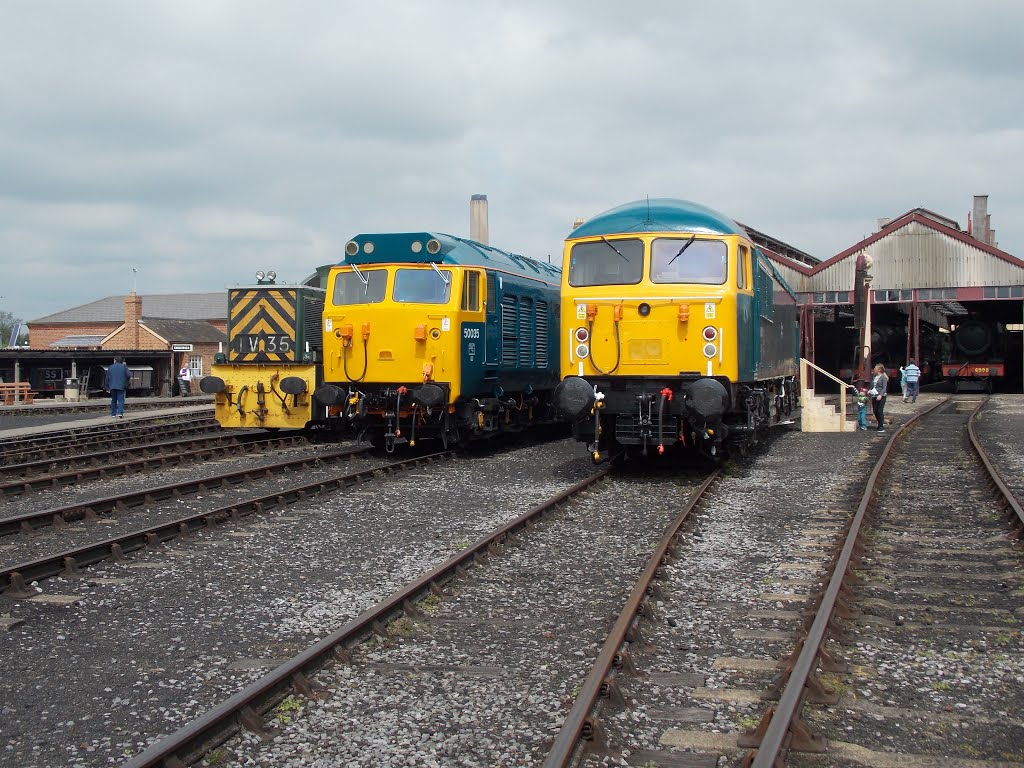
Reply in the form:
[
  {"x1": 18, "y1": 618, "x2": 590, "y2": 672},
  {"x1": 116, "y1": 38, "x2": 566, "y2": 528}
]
[{"x1": 227, "y1": 288, "x2": 299, "y2": 363}]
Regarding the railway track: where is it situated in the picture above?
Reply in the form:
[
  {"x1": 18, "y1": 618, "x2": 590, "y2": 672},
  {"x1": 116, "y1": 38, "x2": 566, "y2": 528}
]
[
  {"x1": 0, "y1": 445, "x2": 441, "y2": 594},
  {"x1": 749, "y1": 396, "x2": 1024, "y2": 767},
  {"x1": 109, "y1": 462, "x2": 717, "y2": 767},
  {"x1": 553, "y1": 396, "x2": 1022, "y2": 767},
  {"x1": 0, "y1": 444, "x2": 374, "y2": 540},
  {"x1": 0, "y1": 431, "x2": 316, "y2": 497},
  {"x1": 0, "y1": 412, "x2": 220, "y2": 466},
  {"x1": 0, "y1": 438, "x2": 602, "y2": 767}
]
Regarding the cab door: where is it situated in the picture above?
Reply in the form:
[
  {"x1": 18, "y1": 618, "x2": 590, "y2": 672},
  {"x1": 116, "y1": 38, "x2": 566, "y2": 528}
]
[{"x1": 484, "y1": 271, "x2": 500, "y2": 367}]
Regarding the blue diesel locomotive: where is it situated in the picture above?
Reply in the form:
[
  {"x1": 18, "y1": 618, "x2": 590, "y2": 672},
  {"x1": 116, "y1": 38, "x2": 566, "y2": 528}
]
[
  {"x1": 555, "y1": 198, "x2": 801, "y2": 461},
  {"x1": 313, "y1": 233, "x2": 563, "y2": 450}
]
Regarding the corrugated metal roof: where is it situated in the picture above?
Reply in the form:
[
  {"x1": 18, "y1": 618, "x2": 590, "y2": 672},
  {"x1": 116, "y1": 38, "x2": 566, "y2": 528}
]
[
  {"x1": 808, "y1": 212, "x2": 1024, "y2": 293},
  {"x1": 31, "y1": 293, "x2": 226, "y2": 324},
  {"x1": 49, "y1": 335, "x2": 105, "y2": 348},
  {"x1": 140, "y1": 318, "x2": 226, "y2": 344}
]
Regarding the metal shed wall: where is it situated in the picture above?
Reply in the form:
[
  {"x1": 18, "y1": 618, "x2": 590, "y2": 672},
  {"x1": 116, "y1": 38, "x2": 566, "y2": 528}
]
[{"x1": 809, "y1": 220, "x2": 1024, "y2": 293}]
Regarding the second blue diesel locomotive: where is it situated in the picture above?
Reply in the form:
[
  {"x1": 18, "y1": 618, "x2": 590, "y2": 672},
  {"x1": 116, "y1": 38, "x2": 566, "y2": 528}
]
[
  {"x1": 555, "y1": 198, "x2": 801, "y2": 461},
  {"x1": 313, "y1": 232, "x2": 563, "y2": 449}
]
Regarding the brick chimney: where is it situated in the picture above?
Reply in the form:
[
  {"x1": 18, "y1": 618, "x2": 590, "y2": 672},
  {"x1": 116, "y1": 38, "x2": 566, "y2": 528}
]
[{"x1": 124, "y1": 292, "x2": 142, "y2": 349}]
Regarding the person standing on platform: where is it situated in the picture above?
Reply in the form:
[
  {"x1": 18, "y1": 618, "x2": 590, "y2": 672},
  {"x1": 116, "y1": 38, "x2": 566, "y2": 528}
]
[
  {"x1": 106, "y1": 356, "x2": 130, "y2": 418},
  {"x1": 903, "y1": 358, "x2": 921, "y2": 403},
  {"x1": 870, "y1": 363, "x2": 889, "y2": 433},
  {"x1": 179, "y1": 364, "x2": 192, "y2": 397}
]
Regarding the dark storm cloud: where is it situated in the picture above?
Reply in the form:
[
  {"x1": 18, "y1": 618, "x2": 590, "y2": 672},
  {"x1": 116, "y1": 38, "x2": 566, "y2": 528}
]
[{"x1": 0, "y1": 0, "x2": 1022, "y2": 322}]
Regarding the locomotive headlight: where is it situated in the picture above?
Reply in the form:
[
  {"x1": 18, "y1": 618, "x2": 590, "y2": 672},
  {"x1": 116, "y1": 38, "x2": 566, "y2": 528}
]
[
  {"x1": 703, "y1": 343, "x2": 717, "y2": 358},
  {"x1": 255, "y1": 270, "x2": 266, "y2": 281},
  {"x1": 345, "y1": 241, "x2": 359, "y2": 257},
  {"x1": 267, "y1": 271, "x2": 276, "y2": 281},
  {"x1": 574, "y1": 327, "x2": 589, "y2": 343},
  {"x1": 702, "y1": 326, "x2": 717, "y2": 341},
  {"x1": 575, "y1": 344, "x2": 590, "y2": 359},
  {"x1": 426, "y1": 238, "x2": 441, "y2": 254},
  {"x1": 638, "y1": 302, "x2": 651, "y2": 317}
]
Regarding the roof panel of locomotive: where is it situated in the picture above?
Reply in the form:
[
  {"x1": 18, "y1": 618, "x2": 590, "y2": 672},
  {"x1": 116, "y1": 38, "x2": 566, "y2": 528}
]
[
  {"x1": 341, "y1": 232, "x2": 560, "y2": 283},
  {"x1": 569, "y1": 199, "x2": 746, "y2": 239}
]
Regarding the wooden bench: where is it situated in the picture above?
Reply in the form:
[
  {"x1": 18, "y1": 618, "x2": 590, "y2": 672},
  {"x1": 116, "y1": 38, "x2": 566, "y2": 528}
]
[{"x1": 0, "y1": 382, "x2": 36, "y2": 406}]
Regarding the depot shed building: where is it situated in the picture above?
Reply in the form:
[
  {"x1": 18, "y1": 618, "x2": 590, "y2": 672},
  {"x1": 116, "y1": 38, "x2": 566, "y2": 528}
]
[{"x1": 762, "y1": 195, "x2": 1024, "y2": 392}]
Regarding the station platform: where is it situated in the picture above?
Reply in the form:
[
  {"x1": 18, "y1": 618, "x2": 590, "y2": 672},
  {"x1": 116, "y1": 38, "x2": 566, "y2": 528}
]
[{"x1": 0, "y1": 396, "x2": 214, "y2": 439}]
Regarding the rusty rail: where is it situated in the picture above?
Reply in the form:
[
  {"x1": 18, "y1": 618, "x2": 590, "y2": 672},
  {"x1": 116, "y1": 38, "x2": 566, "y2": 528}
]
[
  {"x1": 966, "y1": 399, "x2": 1024, "y2": 536},
  {"x1": 120, "y1": 466, "x2": 611, "y2": 768},
  {"x1": 544, "y1": 469, "x2": 721, "y2": 767},
  {"x1": 0, "y1": 449, "x2": 440, "y2": 596},
  {"x1": 744, "y1": 397, "x2": 949, "y2": 767}
]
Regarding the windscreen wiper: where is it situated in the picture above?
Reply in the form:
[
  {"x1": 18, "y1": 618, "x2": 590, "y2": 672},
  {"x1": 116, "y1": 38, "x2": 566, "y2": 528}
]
[
  {"x1": 600, "y1": 236, "x2": 630, "y2": 261},
  {"x1": 667, "y1": 235, "x2": 697, "y2": 266},
  {"x1": 430, "y1": 262, "x2": 450, "y2": 285}
]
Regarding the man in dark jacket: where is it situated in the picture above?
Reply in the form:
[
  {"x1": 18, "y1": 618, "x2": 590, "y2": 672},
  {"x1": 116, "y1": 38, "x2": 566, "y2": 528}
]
[{"x1": 105, "y1": 357, "x2": 130, "y2": 418}]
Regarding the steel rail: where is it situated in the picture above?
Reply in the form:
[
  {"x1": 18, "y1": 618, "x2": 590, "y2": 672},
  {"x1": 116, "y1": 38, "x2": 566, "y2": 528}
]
[
  {"x1": 0, "y1": 433, "x2": 312, "y2": 497},
  {"x1": 746, "y1": 397, "x2": 950, "y2": 767},
  {"x1": 0, "y1": 420, "x2": 222, "y2": 466},
  {"x1": 0, "y1": 429, "x2": 270, "y2": 479},
  {"x1": 0, "y1": 444, "x2": 370, "y2": 538},
  {"x1": 966, "y1": 399, "x2": 1024, "y2": 534},
  {"x1": 544, "y1": 469, "x2": 721, "y2": 767},
  {"x1": 0, "y1": 449, "x2": 443, "y2": 596},
  {"x1": 0, "y1": 414, "x2": 219, "y2": 463},
  {"x1": 120, "y1": 466, "x2": 611, "y2": 768}
]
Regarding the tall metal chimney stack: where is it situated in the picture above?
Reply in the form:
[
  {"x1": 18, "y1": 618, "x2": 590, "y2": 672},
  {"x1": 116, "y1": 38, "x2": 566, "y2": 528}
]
[
  {"x1": 972, "y1": 195, "x2": 989, "y2": 244},
  {"x1": 470, "y1": 194, "x2": 489, "y2": 245}
]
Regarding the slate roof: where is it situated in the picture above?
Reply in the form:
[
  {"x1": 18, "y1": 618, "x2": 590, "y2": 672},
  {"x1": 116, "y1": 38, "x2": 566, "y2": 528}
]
[
  {"x1": 31, "y1": 293, "x2": 226, "y2": 323},
  {"x1": 140, "y1": 318, "x2": 226, "y2": 344}
]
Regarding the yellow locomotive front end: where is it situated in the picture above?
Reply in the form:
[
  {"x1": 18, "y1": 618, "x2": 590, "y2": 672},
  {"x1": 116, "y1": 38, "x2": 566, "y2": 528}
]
[
  {"x1": 555, "y1": 198, "x2": 769, "y2": 461},
  {"x1": 561, "y1": 233, "x2": 746, "y2": 385},
  {"x1": 201, "y1": 277, "x2": 325, "y2": 430},
  {"x1": 320, "y1": 262, "x2": 463, "y2": 400}
]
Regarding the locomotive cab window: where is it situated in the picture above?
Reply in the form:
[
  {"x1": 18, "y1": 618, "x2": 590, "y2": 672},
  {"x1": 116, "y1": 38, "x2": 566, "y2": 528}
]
[
  {"x1": 461, "y1": 269, "x2": 482, "y2": 312},
  {"x1": 333, "y1": 269, "x2": 387, "y2": 305},
  {"x1": 486, "y1": 272, "x2": 496, "y2": 313},
  {"x1": 737, "y1": 245, "x2": 750, "y2": 289},
  {"x1": 650, "y1": 237, "x2": 727, "y2": 284},
  {"x1": 568, "y1": 238, "x2": 643, "y2": 286},
  {"x1": 394, "y1": 268, "x2": 452, "y2": 304}
]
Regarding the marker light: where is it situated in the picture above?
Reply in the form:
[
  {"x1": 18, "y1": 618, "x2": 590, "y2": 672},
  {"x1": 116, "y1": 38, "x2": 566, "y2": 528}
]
[
  {"x1": 702, "y1": 326, "x2": 717, "y2": 341},
  {"x1": 703, "y1": 343, "x2": 717, "y2": 358},
  {"x1": 574, "y1": 327, "x2": 589, "y2": 343},
  {"x1": 575, "y1": 344, "x2": 590, "y2": 359}
]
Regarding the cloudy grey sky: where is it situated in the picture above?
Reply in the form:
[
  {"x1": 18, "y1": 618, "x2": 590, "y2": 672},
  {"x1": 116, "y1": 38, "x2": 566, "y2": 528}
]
[{"x1": 2, "y1": 0, "x2": 1022, "y2": 323}]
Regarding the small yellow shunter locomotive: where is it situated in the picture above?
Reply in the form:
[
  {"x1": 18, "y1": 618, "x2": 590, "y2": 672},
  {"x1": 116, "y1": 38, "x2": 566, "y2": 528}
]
[{"x1": 200, "y1": 270, "x2": 326, "y2": 430}]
